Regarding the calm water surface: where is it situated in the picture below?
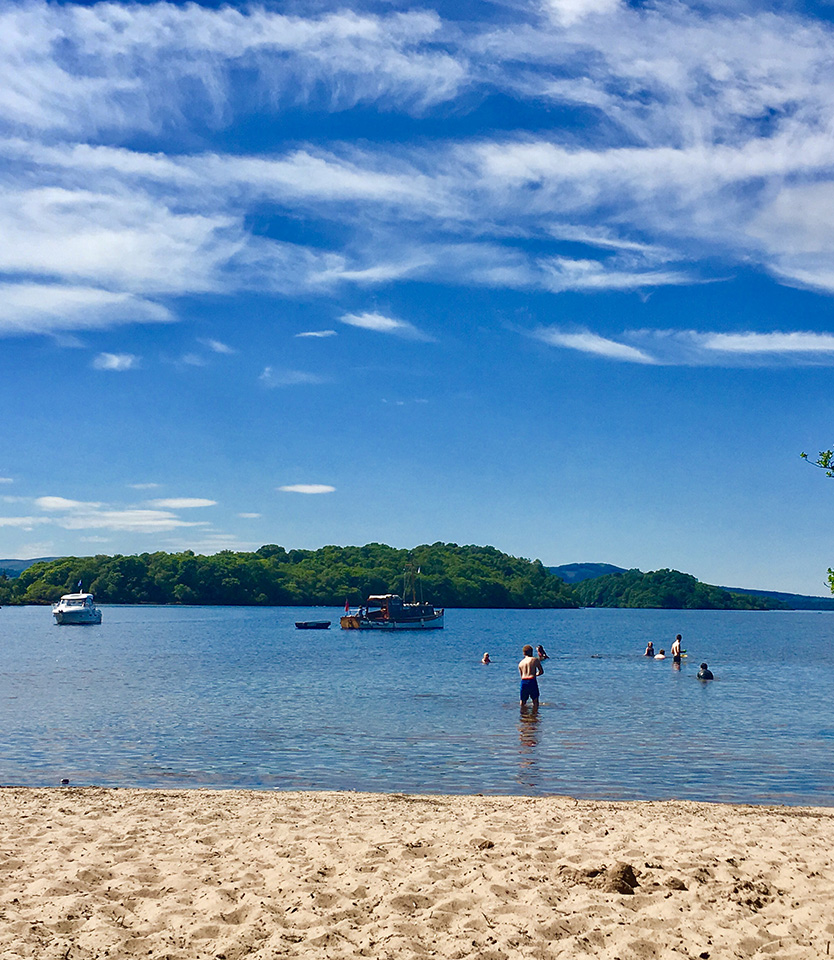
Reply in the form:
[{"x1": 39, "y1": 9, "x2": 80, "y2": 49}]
[{"x1": 1, "y1": 605, "x2": 832, "y2": 805}]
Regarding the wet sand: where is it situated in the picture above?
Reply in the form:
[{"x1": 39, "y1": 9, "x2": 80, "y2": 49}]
[{"x1": 1, "y1": 787, "x2": 832, "y2": 959}]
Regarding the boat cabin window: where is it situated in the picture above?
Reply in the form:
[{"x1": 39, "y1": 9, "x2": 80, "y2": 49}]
[{"x1": 62, "y1": 596, "x2": 91, "y2": 607}]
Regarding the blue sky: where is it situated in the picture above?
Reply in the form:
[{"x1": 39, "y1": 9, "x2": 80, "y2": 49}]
[{"x1": 3, "y1": 0, "x2": 834, "y2": 595}]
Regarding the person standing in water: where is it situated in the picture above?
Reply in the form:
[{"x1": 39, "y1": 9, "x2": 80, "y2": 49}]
[
  {"x1": 519, "y1": 645, "x2": 544, "y2": 709},
  {"x1": 671, "y1": 634, "x2": 682, "y2": 665},
  {"x1": 644, "y1": 641, "x2": 655, "y2": 657}
]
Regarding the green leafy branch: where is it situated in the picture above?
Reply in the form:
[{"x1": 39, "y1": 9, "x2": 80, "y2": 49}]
[{"x1": 800, "y1": 450, "x2": 834, "y2": 478}]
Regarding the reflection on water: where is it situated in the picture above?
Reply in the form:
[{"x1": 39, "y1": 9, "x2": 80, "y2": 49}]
[
  {"x1": 517, "y1": 705, "x2": 540, "y2": 787},
  {"x1": 1, "y1": 605, "x2": 833, "y2": 804}
]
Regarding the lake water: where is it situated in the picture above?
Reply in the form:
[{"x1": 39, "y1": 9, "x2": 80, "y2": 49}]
[{"x1": 1, "y1": 605, "x2": 832, "y2": 805}]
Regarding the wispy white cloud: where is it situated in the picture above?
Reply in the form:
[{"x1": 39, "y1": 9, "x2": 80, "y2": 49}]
[
  {"x1": 14, "y1": 540, "x2": 55, "y2": 557},
  {"x1": 259, "y1": 366, "x2": 328, "y2": 386},
  {"x1": 180, "y1": 353, "x2": 206, "y2": 367},
  {"x1": 0, "y1": 6, "x2": 464, "y2": 137},
  {"x1": 237, "y1": 512, "x2": 261, "y2": 518},
  {"x1": 533, "y1": 327, "x2": 657, "y2": 364},
  {"x1": 31, "y1": 494, "x2": 209, "y2": 532},
  {"x1": 92, "y1": 352, "x2": 139, "y2": 371},
  {"x1": 199, "y1": 338, "x2": 236, "y2": 354},
  {"x1": 538, "y1": 257, "x2": 692, "y2": 293},
  {"x1": 36, "y1": 496, "x2": 102, "y2": 512},
  {"x1": 148, "y1": 498, "x2": 217, "y2": 509},
  {"x1": 2, "y1": 492, "x2": 255, "y2": 548},
  {"x1": 702, "y1": 331, "x2": 834, "y2": 354},
  {"x1": 340, "y1": 311, "x2": 434, "y2": 341},
  {"x1": 54, "y1": 508, "x2": 207, "y2": 533},
  {"x1": 543, "y1": 0, "x2": 621, "y2": 28},
  {"x1": 0, "y1": 477, "x2": 13, "y2": 484},
  {"x1": 128, "y1": 482, "x2": 160, "y2": 490},
  {"x1": 534, "y1": 326, "x2": 834, "y2": 366},
  {"x1": 0, "y1": 283, "x2": 171, "y2": 337},
  {"x1": 0, "y1": 516, "x2": 48, "y2": 528},
  {"x1": 3, "y1": 0, "x2": 834, "y2": 333},
  {"x1": 296, "y1": 329, "x2": 337, "y2": 338},
  {"x1": 278, "y1": 484, "x2": 335, "y2": 494}
]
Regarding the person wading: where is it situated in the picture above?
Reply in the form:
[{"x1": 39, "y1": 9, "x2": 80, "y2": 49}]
[{"x1": 518, "y1": 645, "x2": 544, "y2": 710}]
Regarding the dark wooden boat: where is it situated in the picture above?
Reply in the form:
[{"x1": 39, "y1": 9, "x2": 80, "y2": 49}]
[
  {"x1": 340, "y1": 565, "x2": 443, "y2": 631},
  {"x1": 295, "y1": 620, "x2": 331, "y2": 629}
]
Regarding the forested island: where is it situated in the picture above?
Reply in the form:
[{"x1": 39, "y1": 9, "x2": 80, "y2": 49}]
[
  {"x1": 572, "y1": 568, "x2": 779, "y2": 610},
  {"x1": 0, "y1": 543, "x2": 787, "y2": 609}
]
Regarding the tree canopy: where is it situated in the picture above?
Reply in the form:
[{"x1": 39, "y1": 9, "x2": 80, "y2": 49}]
[
  {"x1": 0, "y1": 542, "x2": 578, "y2": 609},
  {"x1": 0, "y1": 544, "x2": 789, "y2": 610},
  {"x1": 573, "y1": 568, "x2": 781, "y2": 610}
]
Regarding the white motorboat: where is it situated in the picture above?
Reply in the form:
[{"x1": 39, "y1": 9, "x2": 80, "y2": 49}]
[{"x1": 52, "y1": 593, "x2": 102, "y2": 625}]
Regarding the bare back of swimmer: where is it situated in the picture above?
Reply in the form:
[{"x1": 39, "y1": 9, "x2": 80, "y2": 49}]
[{"x1": 518, "y1": 644, "x2": 544, "y2": 707}]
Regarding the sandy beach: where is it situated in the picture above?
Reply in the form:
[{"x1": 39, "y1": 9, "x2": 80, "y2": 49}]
[{"x1": 0, "y1": 788, "x2": 832, "y2": 959}]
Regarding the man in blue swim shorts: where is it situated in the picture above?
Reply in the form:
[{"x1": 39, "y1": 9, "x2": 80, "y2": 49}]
[{"x1": 518, "y1": 644, "x2": 544, "y2": 708}]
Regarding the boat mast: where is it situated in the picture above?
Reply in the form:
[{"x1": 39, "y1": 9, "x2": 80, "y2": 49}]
[{"x1": 403, "y1": 560, "x2": 417, "y2": 603}]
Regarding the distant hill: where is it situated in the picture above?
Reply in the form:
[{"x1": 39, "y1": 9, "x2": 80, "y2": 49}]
[
  {"x1": 548, "y1": 562, "x2": 629, "y2": 584},
  {"x1": 0, "y1": 558, "x2": 61, "y2": 577},
  {"x1": 718, "y1": 586, "x2": 834, "y2": 611}
]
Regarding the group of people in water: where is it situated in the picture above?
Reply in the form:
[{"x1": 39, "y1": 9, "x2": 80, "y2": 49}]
[
  {"x1": 482, "y1": 636, "x2": 713, "y2": 711},
  {"x1": 644, "y1": 635, "x2": 714, "y2": 679}
]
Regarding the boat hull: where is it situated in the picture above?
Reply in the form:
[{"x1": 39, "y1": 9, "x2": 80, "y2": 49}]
[
  {"x1": 340, "y1": 612, "x2": 444, "y2": 630},
  {"x1": 53, "y1": 610, "x2": 102, "y2": 625},
  {"x1": 295, "y1": 621, "x2": 331, "y2": 629},
  {"x1": 52, "y1": 591, "x2": 102, "y2": 625}
]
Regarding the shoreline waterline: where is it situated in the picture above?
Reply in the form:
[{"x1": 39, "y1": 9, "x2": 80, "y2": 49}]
[{"x1": 3, "y1": 782, "x2": 834, "y2": 809}]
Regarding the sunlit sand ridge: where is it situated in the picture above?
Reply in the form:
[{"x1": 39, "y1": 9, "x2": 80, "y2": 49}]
[{"x1": 1, "y1": 788, "x2": 832, "y2": 959}]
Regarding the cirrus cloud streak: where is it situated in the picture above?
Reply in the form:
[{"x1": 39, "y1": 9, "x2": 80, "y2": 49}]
[
  {"x1": 534, "y1": 326, "x2": 834, "y2": 366},
  {"x1": 278, "y1": 484, "x2": 335, "y2": 494},
  {"x1": 3, "y1": 0, "x2": 834, "y2": 336}
]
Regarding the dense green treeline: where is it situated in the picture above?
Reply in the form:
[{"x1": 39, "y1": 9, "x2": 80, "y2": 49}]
[
  {"x1": 0, "y1": 546, "x2": 784, "y2": 609},
  {"x1": 573, "y1": 568, "x2": 782, "y2": 610},
  {"x1": 0, "y1": 542, "x2": 578, "y2": 608}
]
